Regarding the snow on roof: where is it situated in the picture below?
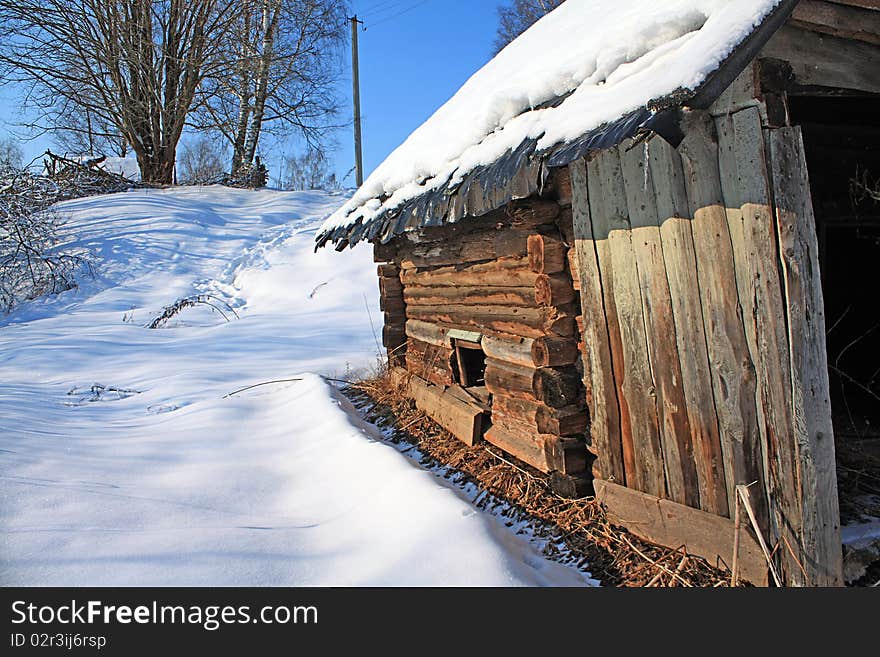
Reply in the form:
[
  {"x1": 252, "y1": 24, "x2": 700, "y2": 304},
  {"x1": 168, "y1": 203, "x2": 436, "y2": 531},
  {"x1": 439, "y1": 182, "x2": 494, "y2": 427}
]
[{"x1": 319, "y1": 0, "x2": 783, "y2": 247}]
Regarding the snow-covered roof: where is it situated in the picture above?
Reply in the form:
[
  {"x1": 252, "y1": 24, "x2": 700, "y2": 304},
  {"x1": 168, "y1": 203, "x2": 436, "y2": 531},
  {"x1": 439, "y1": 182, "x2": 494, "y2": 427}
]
[{"x1": 317, "y1": 0, "x2": 791, "y2": 250}]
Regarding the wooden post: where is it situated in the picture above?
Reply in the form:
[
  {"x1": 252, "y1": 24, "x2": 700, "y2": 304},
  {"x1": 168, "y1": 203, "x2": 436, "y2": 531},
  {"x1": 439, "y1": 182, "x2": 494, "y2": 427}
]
[{"x1": 768, "y1": 127, "x2": 843, "y2": 586}]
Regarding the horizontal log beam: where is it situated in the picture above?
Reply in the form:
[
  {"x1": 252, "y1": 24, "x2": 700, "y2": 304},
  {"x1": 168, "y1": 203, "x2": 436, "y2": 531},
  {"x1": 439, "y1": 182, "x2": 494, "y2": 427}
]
[
  {"x1": 484, "y1": 425, "x2": 587, "y2": 474},
  {"x1": 404, "y1": 285, "x2": 539, "y2": 307},
  {"x1": 484, "y1": 358, "x2": 581, "y2": 408},
  {"x1": 406, "y1": 305, "x2": 576, "y2": 339},
  {"x1": 393, "y1": 369, "x2": 486, "y2": 446},
  {"x1": 528, "y1": 234, "x2": 567, "y2": 274},
  {"x1": 400, "y1": 256, "x2": 538, "y2": 287}
]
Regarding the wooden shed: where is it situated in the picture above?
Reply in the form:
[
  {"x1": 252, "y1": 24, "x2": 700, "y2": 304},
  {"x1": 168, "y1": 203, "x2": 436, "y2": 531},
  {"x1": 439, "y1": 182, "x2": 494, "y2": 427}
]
[{"x1": 317, "y1": 0, "x2": 880, "y2": 586}]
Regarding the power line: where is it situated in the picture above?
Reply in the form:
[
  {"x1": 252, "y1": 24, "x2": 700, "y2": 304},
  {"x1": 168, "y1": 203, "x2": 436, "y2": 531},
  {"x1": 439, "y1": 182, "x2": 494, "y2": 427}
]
[
  {"x1": 364, "y1": 0, "x2": 433, "y2": 29},
  {"x1": 359, "y1": 0, "x2": 408, "y2": 18}
]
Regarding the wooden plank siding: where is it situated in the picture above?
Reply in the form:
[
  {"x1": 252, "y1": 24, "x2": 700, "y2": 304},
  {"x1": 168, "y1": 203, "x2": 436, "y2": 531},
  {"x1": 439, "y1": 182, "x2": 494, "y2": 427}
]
[
  {"x1": 569, "y1": 159, "x2": 626, "y2": 485},
  {"x1": 648, "y1": 139, "x2": 730, "y2": 517},
  {"x1": 677, "y1": 112, "x2": 768, "y2": 529},
  {"x1": 618, "y1": 141, "x2": 700, "y2": 508},
  {"x1": 587, "y1": 151, "x2": 666, "y2": 498},
  {"x1": 567, "y1": 109, "x2": 843, "y2": 584},
  {"x1": 715, "y1": 106, "x2": 801, "y2": 583}
]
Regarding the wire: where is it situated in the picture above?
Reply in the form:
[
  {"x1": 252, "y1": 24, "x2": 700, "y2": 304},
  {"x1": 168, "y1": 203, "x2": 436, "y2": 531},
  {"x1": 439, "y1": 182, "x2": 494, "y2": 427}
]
[
  {"x1": 365, "y1": 0, "x2": 433, "y2": 29},
  {"x1": 359, "y1": 0, "x2": 407, "y2": 17}
]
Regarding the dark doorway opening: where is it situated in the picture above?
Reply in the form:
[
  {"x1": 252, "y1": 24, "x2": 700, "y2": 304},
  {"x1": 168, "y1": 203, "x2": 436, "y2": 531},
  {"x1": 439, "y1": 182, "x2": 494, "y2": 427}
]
[
  {"x1": 790, "y1": 93, "x2": 880, "y2": 525},
  {"x1": 453, "y1": 339, "x2": 487, "y2": 388}
]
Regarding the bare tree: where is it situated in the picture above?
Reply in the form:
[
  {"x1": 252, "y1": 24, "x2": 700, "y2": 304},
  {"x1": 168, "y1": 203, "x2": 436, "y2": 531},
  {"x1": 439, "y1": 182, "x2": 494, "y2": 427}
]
[
  {"x1": 0, "y1": 1, "x2": 237, "y2": 184},
  {"x1": 0, "y1": 136, "x2": 23, "y2": 170},
  {"x1": 178, "y1": 137, "x2": 227, "y2": 185},
  {"x1": 494, "y1": 0, "x2": 565, "y2": 53},
  {"x1": 52, "y1": 102, "x2": 130, "y2": 158},
  {"x1": 279, "y1": 148, "x2": 339, "y2": 191},
  {"x1": 193, "y1": 0, "x2": 348, "y2": 175}
]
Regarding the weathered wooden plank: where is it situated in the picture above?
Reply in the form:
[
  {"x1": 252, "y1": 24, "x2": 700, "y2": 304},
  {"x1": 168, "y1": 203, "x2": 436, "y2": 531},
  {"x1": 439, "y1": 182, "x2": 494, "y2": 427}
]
[
  {"x1": 761, "y1": 25, "x2": 880, "y2": 94},
  {"x1": 619, "y1": 139, "x2": 699, "y2": 509},
  {"x1": 377, "y1": 263, "x2": 399, "y2": 277},
  {"x1": 401, "y1": 370, "x2": 486, "y2": 446},
  {"x1": 791, "y1": 0, "x2": 880, "y2": 46},
  {"x1": 569, "y1": 158, "x2": 626, "y2": 485},
  {"x1": 553, "y1": 166, "x2": 573, "y2": 207},
  {"x1": 567, "y1": 248, "x2": 581, "y2": 290},
  {"x1": 484, "y1": 425, "x2": 548, "y2": 472},
  {"x1": 826, "y1": 0, "x2": 880, "y2": 11},
  {"x1": 677, "y1": 111, "x2": 766, "y2": 526},
  {"x1": 492, "y1": 394, "x2": 587, "y2": 436},
  {"x1": 406, "y1": 338, "x2": 455, "y2": 375},
  {"x1": 594, "y1": 479, "x2": 769, "y2": 586},
  {"x1": 378, "y1": 275, "x2": 403, "y2": 298},
  {"x1": 483, "y1": 424, "x2": 586, "y2": 474},
  {"x1": 648, "y1": 138, "x2": 729, "y2": 517},
  {"x1": 382, "y1": 325, "x2": 406, "y2": 348},
  {"x1": 717, "y1": 107, "x2": 799, "y2": 577},
  {"x1": 373, "y1": 241, "x2": 397, "y2": 263},
  {"x1": 588, "y1": 148, "x2": 666, "y2": 498},
  {"x1": 769, "y1": 126, "x2": 843, "y2": 587}
]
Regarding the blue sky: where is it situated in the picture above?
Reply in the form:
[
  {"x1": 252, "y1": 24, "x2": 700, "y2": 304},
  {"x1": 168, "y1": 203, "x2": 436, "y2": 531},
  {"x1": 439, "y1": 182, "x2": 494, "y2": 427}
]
[{"x1": 0, "y1": 0, "x2": 502, "y2": 183}]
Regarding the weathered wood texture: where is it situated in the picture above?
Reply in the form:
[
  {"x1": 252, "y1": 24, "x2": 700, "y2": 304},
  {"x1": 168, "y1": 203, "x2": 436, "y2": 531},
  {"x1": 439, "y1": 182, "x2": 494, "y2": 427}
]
[
  {"x1": 377, "y1": 262, "x2": 407, "y2": 365},
  {"x1": 714, "y1": 106, "x2": 798, "y2": 582},
  {"x1": 586, "y1": 149, "x2": 666, "y2": 498},
  {"x1": 678, "y1": 112, "x2": 767, "y2": 528},
  {"x1": 405, "y1": 338, "x2": 455, "y2": 387},
  {"x1": 790, "y1": 0, "x2": 880, "y2": 46},
  {"x1": 566, "y1": 109, "x2": 843, "y2": 584},
  {"x1": 594, "y1": 479, "x2": 769, "y2": 586},
  {"x1": 395, "y1": 368, "x2": 486, "y2": 446},
  {"x1": 768, "y1": 126, "x2": 843, "y2": 586},
  {"x1": 390, "y1": 202, "x2": 586, "y2": 477},
  {"x1": 569, "y1": 158, "x2": 626, "y2": 485},
  {"x1": 761, "y1": 25, "x2": 880, "y2": 93},
  {"x1": 618, "y1": 140, "x2": 700, "y2": 509},
  {"x1": 648, "y1": 139, "x2": 729, "y2": 517}
]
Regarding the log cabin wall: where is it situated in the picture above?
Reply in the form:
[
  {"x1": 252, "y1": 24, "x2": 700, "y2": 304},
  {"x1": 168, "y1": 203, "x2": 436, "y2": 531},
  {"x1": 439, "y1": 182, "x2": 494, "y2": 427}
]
[{"x1": 374, "y1": 189, "x2": 591, "y2": 485}]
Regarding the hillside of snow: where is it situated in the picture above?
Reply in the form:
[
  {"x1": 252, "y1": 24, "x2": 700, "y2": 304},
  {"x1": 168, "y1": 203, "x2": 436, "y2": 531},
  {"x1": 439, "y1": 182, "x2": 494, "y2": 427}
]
[{"x1": 0, "y1": 186, "x2": 591, "y2": 586}]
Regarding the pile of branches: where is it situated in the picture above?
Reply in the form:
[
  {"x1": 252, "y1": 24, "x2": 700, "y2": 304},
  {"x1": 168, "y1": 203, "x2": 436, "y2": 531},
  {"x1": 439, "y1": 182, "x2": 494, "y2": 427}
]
[
  {"x1": 0, "y1": 164, "x2": 96, "y2": 312},
  {"x1": 41, "y1": 150, "x2": 138, "y2": 200},
  {"x1": 345, "y1": 369, "x2": 735, "y2": 587},
  {"x1": 220, "y1": 158, "x2": 268, "y2": 189}
]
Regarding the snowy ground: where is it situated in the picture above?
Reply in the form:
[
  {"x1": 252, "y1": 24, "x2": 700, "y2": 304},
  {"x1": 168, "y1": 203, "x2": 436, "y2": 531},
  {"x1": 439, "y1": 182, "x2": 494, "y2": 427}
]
[{"x1": 0, "y1": 186, "x2": 592, "y2": 586}]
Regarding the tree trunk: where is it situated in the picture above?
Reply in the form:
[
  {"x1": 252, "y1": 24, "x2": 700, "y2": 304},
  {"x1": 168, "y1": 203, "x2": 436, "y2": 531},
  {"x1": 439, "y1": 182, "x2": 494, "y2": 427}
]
[{"x1": 241, "y1": 0, "x2": 280, "y2": 167}]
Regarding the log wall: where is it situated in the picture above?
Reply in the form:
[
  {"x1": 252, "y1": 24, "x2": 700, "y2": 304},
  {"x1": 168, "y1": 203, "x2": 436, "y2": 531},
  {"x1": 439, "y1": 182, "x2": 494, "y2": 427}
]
[{"x1": 374, "y1": 194, "x2": 591, "y2": 482}]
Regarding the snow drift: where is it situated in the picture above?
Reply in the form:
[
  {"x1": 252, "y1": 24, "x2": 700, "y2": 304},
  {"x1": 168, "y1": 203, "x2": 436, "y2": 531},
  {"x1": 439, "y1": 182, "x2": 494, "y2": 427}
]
[{"x1": 0, "y1": 186, "x2": 591, "y2": 586}]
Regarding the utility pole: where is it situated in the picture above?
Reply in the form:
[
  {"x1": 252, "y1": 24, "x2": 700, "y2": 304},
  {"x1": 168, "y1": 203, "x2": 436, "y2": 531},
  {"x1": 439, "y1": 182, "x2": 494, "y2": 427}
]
[{"x1": 350, "y1": 15, "x2": 364, "y2": 187}]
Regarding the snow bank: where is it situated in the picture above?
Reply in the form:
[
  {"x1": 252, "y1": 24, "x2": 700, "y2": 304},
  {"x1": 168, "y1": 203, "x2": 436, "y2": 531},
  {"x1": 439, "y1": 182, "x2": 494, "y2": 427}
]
[
  {"x1": 0, "y1": 186, "x2": 591, "y2": 586},
  {"x1": 321, "y1": 0, "x2": 780, "y2": 235}
]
